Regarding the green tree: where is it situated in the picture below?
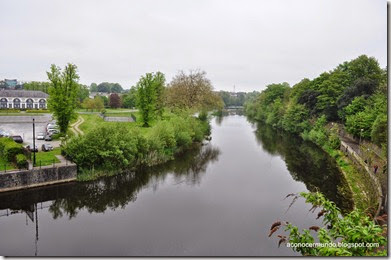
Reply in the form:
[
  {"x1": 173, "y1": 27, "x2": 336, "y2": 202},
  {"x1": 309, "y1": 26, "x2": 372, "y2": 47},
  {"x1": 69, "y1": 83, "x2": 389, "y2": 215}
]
[
  {"x1": 47, "y1": 63, "x2": 79, "y2": 134},
  {"x1": 371, "y1": 114, "x2": 387, "y2": 147},
  {"x1": 90, "y1": 83, "x2": 98, "y2": 92},
  {"x1": 121, "y1": 87, "x2": 137, "y2": 108},
  {"x1": 23, "y1": 81, "x2": 51, "y2": 93},
  {"x1": 136, "y1": 72, "x2": 165, "y2": 127}
]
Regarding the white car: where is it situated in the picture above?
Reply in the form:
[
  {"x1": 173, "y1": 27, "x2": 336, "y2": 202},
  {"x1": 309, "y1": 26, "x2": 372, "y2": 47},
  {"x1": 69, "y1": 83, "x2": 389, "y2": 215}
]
[{"x1": 37, "y1": 132, "x2": 45, "y2": 140}]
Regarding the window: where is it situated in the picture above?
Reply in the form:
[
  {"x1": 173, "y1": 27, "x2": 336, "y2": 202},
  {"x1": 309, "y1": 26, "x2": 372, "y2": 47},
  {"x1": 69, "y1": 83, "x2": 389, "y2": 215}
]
[
  {"x1": 39, "y1": 99, "x2": 46, "y2": 109},
  {"x1": 0, "y1": 98, "x2": 7, "y2": 109},
  {"x1": 13, "y1": 98, "x2": 21, "y2": 109},
  {"x1": 26, "y1": 98, "x2": 34, "y2": 109}
]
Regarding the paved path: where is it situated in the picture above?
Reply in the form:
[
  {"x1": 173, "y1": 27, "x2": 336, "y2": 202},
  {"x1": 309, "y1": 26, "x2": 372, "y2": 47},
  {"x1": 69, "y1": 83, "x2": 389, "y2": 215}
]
[{"x1": 70, "y1": 116, "x2": 85, "y2": 136}]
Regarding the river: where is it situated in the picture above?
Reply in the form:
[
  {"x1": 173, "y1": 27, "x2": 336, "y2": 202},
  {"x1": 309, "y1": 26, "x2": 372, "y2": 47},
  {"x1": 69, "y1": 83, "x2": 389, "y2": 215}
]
[{"x1": 0, "y1": 114, "x2": 352, "y2": 256}]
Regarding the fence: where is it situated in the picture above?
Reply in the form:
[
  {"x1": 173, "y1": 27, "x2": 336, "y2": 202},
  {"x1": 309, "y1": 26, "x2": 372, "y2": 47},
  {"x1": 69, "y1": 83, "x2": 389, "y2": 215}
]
[{"x1": 1, "y1": 159, "x2": 69, "y2": 173}]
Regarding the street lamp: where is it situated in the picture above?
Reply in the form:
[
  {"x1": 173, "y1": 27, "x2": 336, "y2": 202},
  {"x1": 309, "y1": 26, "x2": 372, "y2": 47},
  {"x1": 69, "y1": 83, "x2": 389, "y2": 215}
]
[{"x1": 33, "y1": 118, "x2": 36, "y2": 166}]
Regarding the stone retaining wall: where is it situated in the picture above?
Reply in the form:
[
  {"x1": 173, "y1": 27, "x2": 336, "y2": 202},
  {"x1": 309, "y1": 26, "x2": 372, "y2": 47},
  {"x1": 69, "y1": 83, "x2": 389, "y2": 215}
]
[{"x1": 0, "y1": 164, "x2": 77, "y2": 193}]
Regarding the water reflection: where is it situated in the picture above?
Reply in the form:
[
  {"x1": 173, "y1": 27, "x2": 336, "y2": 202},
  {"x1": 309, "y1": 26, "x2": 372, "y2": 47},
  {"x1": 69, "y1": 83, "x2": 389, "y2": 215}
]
[
  {"x1": 215, "y1": 108, "x2": 244, "y2": 126},
  {"x1": 254, "y1": 123, "x2": 354, "y2": 212},
  {"x1": 0, "y1": 144, "x2": 220, "y2": 220}
]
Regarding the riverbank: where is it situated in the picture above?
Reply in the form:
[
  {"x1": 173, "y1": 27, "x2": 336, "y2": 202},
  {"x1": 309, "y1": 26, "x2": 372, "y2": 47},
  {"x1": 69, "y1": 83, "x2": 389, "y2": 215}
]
[
  {"x1": 63, "y1": 113, "x2": 211, "y2": 181},
  {"x1": 249, "y1": 117, "x2": 380, "y2": 215}
]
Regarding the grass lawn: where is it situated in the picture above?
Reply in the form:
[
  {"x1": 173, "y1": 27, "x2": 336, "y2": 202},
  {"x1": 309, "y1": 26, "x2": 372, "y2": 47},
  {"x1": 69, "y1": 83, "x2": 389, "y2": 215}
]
[
  {"x1": 79, "y1": 114, "x2": 140, "y2": 134},
  {"x1": 0, "y1": 156, "x2": 16, "y2": 171},
  {"x1": 78, "y1": 111, "x2": 177, "y2": 136},
  {"x1": 35, "y1": 147, "x2": 61, "y2": 166}
]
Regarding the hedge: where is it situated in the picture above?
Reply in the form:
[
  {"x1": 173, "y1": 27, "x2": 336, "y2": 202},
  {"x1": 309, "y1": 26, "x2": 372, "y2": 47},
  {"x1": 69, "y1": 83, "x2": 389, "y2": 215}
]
[
  {"x1": 16, "y1": 154, "x2": 28, "y2": 169},
  {"x1": 0, "y1": 137, "x2": 24, "y2": 162}
]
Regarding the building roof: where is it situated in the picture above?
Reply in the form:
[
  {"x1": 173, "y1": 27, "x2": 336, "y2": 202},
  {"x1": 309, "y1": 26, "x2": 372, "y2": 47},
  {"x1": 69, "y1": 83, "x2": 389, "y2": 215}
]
[{"x1": 0, "y1": 89, "x2": 48, "y2": 98}]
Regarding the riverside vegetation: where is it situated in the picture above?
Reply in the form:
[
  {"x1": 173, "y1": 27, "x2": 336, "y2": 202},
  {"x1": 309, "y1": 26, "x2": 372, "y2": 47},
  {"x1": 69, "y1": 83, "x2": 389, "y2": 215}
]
[
  {"x1": 245, "y1": 55, "x2": 387, "y2": 256},
  {"x1": 51, "y1": 68, "x2": 222, "y2": 181}
]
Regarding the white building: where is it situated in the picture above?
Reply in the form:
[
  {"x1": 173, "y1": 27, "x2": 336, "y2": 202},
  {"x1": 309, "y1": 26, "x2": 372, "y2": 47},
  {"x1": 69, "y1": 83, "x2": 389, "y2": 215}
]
[{"x1": 0, "y1": 90, "x2": 49, "y2": 109}]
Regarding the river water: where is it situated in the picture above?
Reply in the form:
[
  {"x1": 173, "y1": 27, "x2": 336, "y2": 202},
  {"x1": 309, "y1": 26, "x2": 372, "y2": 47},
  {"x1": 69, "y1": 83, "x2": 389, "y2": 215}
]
[{"x1": 0, "y1": 115, "x2": 352, "y2": 256}]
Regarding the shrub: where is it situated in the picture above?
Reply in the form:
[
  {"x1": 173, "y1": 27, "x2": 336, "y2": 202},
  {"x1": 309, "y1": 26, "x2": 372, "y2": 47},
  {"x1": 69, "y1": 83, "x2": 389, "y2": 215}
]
[
  {"x1": 0, "y1": 138, "x2": 24, "y2": 162},
  {"x1": 16, "y1": 154, "x2": 28, "y2": 169}
]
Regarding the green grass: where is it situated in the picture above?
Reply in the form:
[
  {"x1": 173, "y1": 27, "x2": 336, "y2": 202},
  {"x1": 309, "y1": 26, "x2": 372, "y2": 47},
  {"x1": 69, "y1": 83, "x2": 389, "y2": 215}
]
[
  {"x1": 0, "y1": 156, "x2": 16, "y2": 171},
  {"x1": 35, "y1": 147, "x2": 61, "y2": 166},
  {"x1": 78, "y1": 111, "x2": 177, "y2": 136}
]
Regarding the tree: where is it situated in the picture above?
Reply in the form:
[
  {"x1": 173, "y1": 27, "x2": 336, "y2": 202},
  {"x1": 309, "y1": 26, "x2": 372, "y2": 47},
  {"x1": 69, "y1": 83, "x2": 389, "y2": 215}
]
[
  {"x1": 136, "y1": 72, "x2": 165, "y2": 127},
  {"x1": 111, "y1": 83, "x2": 123, "y2": 93},
  {"x1": 109, "y1": 93, "x2": 121, "y2": 108},
  {"x1": 90, "y1": 83, "x2": 98, "y2": 92},
  {"x1": 77, "y1": 84, "x2": 90, "y2": 104},
  {"x1": 121, "y1": 87, "x2": 137, "y2": 108},
  {"x1": 165, "y1": 70, "x2": 223, "y2": 111},
  {"x1": 23, "y1": 81, "x2": 51, "y2": 93},
  {"x1": 47, "y1": 63, "x2": 79, "y2": 134}
]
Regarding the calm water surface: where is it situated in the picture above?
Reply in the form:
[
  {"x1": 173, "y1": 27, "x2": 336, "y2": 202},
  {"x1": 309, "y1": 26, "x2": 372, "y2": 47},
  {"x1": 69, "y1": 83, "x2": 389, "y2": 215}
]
[{"x1": 0, "y1": 115, "x2": 352, "y2": 256}]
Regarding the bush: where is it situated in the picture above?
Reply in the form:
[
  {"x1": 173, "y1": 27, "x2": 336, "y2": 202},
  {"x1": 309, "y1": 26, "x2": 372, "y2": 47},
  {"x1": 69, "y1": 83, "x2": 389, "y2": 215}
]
[
  {"x1": 0, "y1": 137, "x2": 24, "y2": 162},
  {"x1": 16, "y1": 154, "x2": 28, "y2": 169},
  {"x1": 328, "y1": 133, "x2": 341, "y2": 150}
]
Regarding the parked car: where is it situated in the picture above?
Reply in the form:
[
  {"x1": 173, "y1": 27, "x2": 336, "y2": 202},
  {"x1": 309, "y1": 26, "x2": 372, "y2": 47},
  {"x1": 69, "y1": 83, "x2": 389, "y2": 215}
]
[
  {"x1": 25, "y1": 144, "x2": 38, "y2": 152},
  {"x1": 44, "y1": 133, "x2": 52, "y2": 141},
  {"x1": 42, "y1": 144, "x2": 53, "y2": 152},
  {"x1": 37, "y1": 132, "x2": 45, "y2": 140},
  {"x1": 11, "y1": 135, "x2": 23, "y2": 143},
  {"x1": 47, "y1": 129, "x2": 59, "y2": 135}
]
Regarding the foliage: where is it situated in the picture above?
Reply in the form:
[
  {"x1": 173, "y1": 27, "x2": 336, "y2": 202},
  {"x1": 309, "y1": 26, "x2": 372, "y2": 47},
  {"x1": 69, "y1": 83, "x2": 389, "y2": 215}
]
[
  {"x1": 23, "y1": 81, "x2": 51, "y2": 93},
  {"x1": 47, "y1": 63, "x2": 80, "y2": 134},
  {"x1": 281, "y1": 104, "x2": 310, "y2": 134},
  {"x1": 371, "y1": 114, "x2": 387, "y2": 147},
  {"x1": 82, "y1": 96, "x2": 104, "y2": 111},
  {"x1": 165, "y1": 70, "x2": 223, "y2": 111},
  {"x1": 109, "y1": 93, "x2": 121, "y2": 108},
  {"x1": 136, "y1": 72, "x2": 165, "y2": 127},
  {"x1": 91, "y1": 82, "x2": 123, "y2": 93},
  {"x1": 245, "y1": 54, "x2": 386, "y2": 146},
  {"x1": 0, "y1": 137, "x2": 24, "y2": 162},
  {"x1": 218, "y1": 91, "x2": 248, "y2": 107},
  {"x1": 121, "y1": 87, "x2": 137, "y2": 108},
  {"x1": 16, "y1": 154, "x2": 28, "y2": 169},
  {"x1": 63, "y1": 114, "x2": 210, "y2": 178},
  {"x1": 270, "y1": 192, "x2": 386, "y2": 256}
]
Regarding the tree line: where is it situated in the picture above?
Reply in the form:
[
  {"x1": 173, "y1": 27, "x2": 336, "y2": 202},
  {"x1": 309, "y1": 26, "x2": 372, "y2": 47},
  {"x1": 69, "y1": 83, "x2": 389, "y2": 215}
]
[{"x1": 245, "y1": 55, "x2": 387, "y2": 152}]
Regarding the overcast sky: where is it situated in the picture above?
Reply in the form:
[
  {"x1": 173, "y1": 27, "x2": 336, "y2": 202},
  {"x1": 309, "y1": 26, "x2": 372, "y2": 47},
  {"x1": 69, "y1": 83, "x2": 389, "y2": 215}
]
[{"x1": 0, "y1": 0, "x2": 387, "y2": 92}]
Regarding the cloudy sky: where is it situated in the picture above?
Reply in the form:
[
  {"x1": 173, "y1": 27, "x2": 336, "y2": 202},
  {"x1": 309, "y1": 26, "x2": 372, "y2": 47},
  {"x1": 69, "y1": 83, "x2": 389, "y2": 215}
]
[{"x1": 0, "y1": 0, "x2": 387, "y2": 92}]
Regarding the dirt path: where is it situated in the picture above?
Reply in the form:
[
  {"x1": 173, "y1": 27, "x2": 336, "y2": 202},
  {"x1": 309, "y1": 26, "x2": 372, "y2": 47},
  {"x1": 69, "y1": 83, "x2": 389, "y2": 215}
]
[{"x1": 70, "y1": 116, "x2": 85, "y2": 136}]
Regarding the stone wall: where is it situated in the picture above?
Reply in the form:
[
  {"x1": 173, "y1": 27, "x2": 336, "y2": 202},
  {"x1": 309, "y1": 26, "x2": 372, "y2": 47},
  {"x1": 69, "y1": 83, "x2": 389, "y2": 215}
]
[{"x1": 0, "y1": 164, "x2": 77, "y2": 193}]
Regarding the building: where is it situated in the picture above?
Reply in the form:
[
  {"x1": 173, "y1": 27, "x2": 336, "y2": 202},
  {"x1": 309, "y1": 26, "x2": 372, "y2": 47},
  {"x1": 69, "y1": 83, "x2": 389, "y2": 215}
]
[
  {"x1": 89, "y1": 92, "x2": 111, "y2": 99},
  {"x1": 0, "y1": 90, "x2": 49, "y2": 109},
  {"x1": 0, "y1": 79, "x2": 23, "y2": 90}
]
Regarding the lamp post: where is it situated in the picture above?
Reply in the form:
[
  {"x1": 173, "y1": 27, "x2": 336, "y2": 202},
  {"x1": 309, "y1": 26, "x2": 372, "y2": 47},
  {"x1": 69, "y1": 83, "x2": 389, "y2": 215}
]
[
  {"x1": 33, "y1": 118, "x2": 36, "y2": 166},
  {"x1": 359, "y1": 128, "x2": 363, "y2": 146}
]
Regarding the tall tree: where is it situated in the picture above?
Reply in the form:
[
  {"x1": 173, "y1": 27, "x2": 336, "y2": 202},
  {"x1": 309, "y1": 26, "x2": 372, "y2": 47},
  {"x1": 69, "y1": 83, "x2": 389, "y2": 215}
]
[
  {"x1": 136, "y1": 72, "x2": 165, "y2": 127},
  {"x1": 47, "y1": 63, "x2": 79, "y2": 134}
]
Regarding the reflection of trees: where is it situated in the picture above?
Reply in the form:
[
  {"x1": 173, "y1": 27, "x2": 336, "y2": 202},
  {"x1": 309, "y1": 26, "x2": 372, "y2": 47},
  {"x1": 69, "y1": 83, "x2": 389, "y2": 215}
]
[
  {"x1": 254, "y1": 123, "x2": 354, "y2": 213},
  {"x1": 0, "y1": 144, "x2": 220, "y2": 219}
]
